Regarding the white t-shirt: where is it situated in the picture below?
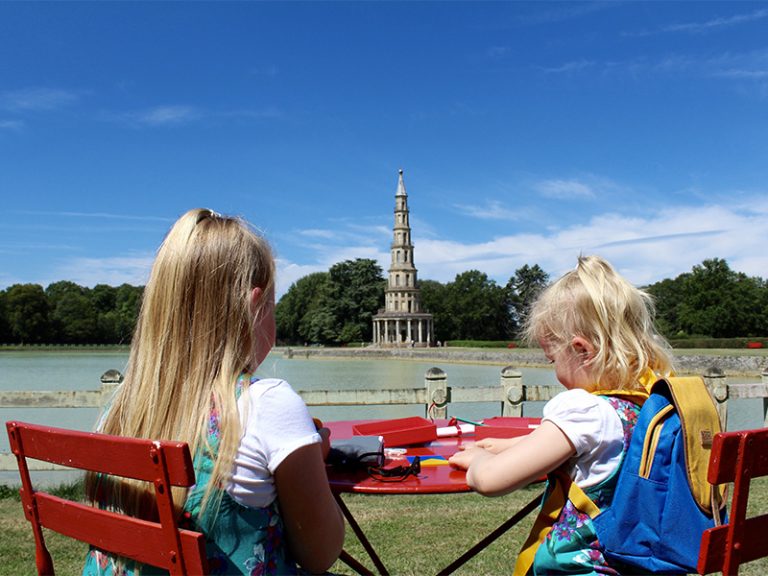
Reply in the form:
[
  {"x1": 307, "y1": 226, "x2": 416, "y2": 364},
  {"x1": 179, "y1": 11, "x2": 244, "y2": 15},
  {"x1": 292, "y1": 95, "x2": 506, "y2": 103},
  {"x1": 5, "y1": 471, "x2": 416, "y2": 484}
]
[
  {"x1": 226, "y1": 378, "x2": 321, "y2": 508},
  {"x1": 542, "y1": 388, "x2": 625, "y2": 489}
]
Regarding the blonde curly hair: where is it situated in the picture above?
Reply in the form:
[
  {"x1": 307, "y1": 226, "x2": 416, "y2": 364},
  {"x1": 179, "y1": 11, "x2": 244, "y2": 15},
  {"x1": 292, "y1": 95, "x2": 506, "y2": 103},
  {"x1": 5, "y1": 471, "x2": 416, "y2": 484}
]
[{"x1": 522, "y1": 255, "x2": 673, "y2": 390}]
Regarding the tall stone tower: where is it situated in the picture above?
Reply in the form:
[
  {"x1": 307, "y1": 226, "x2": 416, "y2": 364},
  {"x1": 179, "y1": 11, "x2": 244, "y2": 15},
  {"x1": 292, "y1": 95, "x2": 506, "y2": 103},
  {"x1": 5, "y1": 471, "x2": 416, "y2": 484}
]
[{"x1": 372, "y1": 170, "x2": 434, "y2": 347}]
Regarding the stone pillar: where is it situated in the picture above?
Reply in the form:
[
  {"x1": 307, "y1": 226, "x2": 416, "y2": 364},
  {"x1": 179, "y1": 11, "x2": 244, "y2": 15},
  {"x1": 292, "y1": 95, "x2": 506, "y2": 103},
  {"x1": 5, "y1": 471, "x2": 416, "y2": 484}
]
[
  {"x1": 425, "y1": 367, "x2": 449, "y2": 419},
  {"x1": 703, "y1": 366, "x2": 728, "y2": 431},
  {"x1": 501, "y1": 366, "x2": 524, "y2": 417},
  {"x1": 99, "y1": 369, "x2": 123, "y2": 413},
  {"x1": 763, "y1": 368, "x2": 768, "y2": 427}
]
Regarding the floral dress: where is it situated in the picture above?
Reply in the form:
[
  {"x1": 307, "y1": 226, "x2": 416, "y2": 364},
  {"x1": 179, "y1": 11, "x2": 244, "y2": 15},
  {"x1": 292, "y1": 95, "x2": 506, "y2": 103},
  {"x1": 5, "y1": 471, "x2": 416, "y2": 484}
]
[
  {"x1": 83, "y1": 373, "x2": 299, "y2": 576},
  {"x1": 527, "y1": 397, "x2": 641, "y2": 575}
]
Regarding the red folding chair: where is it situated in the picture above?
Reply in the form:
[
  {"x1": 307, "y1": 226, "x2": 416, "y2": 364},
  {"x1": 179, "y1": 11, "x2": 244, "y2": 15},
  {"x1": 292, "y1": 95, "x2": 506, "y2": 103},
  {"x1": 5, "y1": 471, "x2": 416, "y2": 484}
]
[
  {"x1": 698, "y1": 428, "x2": 768, "y2": 575},
  {"x1": 6, "y1": 420, "x2": 208, "y2": 575}
]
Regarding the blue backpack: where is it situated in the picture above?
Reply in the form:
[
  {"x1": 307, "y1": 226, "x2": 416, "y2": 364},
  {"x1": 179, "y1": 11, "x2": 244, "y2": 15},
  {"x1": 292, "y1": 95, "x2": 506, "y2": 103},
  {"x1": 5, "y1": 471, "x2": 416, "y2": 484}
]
[{"x1": 593, "y1": 376, "x2": 727, "y2": 574}]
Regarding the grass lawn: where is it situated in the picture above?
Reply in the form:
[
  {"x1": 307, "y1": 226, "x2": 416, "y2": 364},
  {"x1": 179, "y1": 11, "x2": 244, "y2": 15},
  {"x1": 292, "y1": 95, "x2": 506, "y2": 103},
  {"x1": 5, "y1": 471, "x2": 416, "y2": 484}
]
[{"x1": 3, "y1": 479, "x2": 768, "y2": 575}]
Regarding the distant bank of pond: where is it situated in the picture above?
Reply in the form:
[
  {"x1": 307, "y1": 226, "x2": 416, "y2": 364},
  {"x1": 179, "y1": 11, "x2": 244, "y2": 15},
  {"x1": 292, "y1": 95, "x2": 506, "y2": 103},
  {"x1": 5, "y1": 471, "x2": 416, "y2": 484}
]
[{"x1": 1, "y1": 349, "x2": 765, "y2": 485}]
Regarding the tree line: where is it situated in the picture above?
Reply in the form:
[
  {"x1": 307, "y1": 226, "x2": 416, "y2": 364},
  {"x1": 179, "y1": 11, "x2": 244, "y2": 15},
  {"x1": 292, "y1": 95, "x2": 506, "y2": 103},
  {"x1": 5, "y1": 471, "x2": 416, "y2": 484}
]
[
  {"x1": 1, "y1": 257, "x2": 765, "y2": 346},
  {"x1": 0, "y1": 282, "x2": 143, "y2": 344},
  {"x1": 275, "y1": 257, "x2": 768, "y2": 346}
]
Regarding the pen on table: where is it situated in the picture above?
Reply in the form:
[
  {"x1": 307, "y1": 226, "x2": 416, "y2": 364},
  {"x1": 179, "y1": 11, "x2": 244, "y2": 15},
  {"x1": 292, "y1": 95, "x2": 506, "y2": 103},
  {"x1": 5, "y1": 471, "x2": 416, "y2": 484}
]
[{"x1": 455, "y1": 416, "x2": 485, "y2": 426}]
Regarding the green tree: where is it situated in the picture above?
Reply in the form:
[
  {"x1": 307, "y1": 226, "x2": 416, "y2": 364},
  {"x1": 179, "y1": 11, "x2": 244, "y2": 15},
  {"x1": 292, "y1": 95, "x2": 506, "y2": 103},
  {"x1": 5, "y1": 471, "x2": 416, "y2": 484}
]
[
  {"x1": 276, "y1": 272, "x2": 331, "y2": 345},
  {"x1": 5, "y1": 283, "x2": 51, "y2": 343},
  {"x1": 444, "y1": 270, "x2": 511, "y2": 341},
  {"x1": 114, "y1": 284, "x2": 143, "y2": 343},
  {"x1": 0, "y1": 289, "x2": 11, "y2": 343},
  {"x1": 506, "y1": 264, "x2": 549, "y2": 336},
  {"x1": 419, "y1": 279, "x2": 452, "y2": 344},
  {"x1": 326, "y1": 259, "x2": 385, "y2": 345},
  {"x1": 46, "y1": 281, "x2": 97, "y2": 344},
  {"x1": 648, "y1": 258, "x2": 767, "y2": 338}
]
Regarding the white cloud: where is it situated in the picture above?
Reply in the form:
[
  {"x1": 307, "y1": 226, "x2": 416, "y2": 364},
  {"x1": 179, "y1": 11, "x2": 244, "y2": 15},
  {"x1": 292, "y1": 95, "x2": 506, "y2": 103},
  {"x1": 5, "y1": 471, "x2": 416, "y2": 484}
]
[
  {"x1": 409, "y1": 200, "x2": 768, "y2": 288},
  {"x1": 534, "y1": 179, "x2": 596, "y2": 199},
  {"x1": 48, "y1": 255, "x2": 155, "y2": 288},
  {"x1": 299, "y1": 229, "x2": 338, "y2": 239},
  {"x1": 275, "y1": 259, "x2": 326, "y2": 298},
  {"x1": 135, "y1": 105, "x2": 199, "y2": 126},
  {"x1": 455, "y1": 200, "x2": 522, "y2": 221},
  {"x1": 0, "y1": 119, "x2": 24, "y2": 130},
  {"x1": 540, "y1": 59, "x2": 596, "y2": 74},
  {"x1": 661, "y1": 8, "x2": 768, "y2": 34},
  {"x1": 0, "y1": 88, "x2": 79, "y2": 112}
]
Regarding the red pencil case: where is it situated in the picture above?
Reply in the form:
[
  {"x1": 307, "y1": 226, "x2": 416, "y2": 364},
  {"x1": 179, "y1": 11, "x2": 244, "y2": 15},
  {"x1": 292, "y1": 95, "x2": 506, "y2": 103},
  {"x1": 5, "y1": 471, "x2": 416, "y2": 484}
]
[{"x1": 353, "y1": 416, "x2": 437, "y2": 447}]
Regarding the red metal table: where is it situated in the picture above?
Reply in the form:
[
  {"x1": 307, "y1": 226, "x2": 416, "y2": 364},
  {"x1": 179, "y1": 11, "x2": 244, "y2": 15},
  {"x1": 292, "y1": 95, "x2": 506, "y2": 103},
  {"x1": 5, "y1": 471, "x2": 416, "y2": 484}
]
[{"x1": 325, "y1": 418, "x2": 544, "y2": 575}]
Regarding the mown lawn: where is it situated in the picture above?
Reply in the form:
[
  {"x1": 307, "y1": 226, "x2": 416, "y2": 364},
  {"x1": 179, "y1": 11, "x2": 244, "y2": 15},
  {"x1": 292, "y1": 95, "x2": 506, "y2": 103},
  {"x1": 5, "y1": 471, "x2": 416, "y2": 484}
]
[{"x1": 3, "y1": 479, "x2": 768, "y2": 575}]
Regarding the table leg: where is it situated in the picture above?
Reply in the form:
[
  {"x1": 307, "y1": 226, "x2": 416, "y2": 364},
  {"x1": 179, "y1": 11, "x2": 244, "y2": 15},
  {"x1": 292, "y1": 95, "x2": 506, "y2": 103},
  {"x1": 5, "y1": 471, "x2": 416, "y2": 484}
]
[
  {"x1": 436, "y1": 490, "x2": 544, "y2": 575},
  {"x1": 334, "y1": 492, "x2": 390, "y2": 575},
  {"x1": 339, "y1": 550, "x2": 375, "y2": 576}
]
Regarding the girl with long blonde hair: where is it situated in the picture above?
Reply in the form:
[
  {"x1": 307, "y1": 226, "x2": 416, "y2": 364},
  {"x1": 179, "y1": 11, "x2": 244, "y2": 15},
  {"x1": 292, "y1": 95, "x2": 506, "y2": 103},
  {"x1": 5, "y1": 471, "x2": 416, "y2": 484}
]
[{"x1": 83, "y1": 208, "x2": 344, "y2": 575}]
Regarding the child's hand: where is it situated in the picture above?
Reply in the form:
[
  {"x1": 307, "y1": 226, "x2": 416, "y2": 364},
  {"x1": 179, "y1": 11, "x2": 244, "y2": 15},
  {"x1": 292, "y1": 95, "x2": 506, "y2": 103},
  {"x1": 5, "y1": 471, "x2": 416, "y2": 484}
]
[
  {"x1": 317, "y1": 427, "x2": 331, "y2": 461},
  {"x1": 474, "y1": 437, "x2": 523, "y2": 454},
  {"x1": 449, "y1": 445, "x2": 486, "y2": 470},
  {"x1": 312, "y1": 418, "x2": 332, "y2": 461}
]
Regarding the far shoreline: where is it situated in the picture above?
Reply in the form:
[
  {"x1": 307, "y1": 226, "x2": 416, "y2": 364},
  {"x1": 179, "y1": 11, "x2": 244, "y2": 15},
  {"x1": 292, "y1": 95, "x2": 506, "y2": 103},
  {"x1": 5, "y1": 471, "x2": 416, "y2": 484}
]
[
  {"x1": 1, "y1": 344, "x2": 766, "y2": 377},
  {"x1": 274, "y1": 345, "x2": 768, "y2": 377}
]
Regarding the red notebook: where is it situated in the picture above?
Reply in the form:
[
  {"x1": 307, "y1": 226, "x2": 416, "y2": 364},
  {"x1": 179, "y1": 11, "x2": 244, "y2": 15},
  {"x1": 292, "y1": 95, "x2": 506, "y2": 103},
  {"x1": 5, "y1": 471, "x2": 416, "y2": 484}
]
[
  {"x1": 353, "y1": 417, "x2": 437, "y2": 447},
  {"x1": 474, "y1": 416, "x2": 541, "y2": 439}
]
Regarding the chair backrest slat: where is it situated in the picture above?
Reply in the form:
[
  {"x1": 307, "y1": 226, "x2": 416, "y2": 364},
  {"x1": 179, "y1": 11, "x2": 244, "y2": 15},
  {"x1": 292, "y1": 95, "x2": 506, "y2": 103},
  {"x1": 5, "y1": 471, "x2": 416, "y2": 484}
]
[
  {"x1": 6, "y1": 421, "x2": 208, "y2": 576},
  {"x1": 11, "y1": 424, "x2": 196, "y2": 485},
  {"x1": 697, "y1": 428, "x2": 768, "y2": 575},
  {"x1": 35, "y1": 493, "x2": 207, "y2": 572}
]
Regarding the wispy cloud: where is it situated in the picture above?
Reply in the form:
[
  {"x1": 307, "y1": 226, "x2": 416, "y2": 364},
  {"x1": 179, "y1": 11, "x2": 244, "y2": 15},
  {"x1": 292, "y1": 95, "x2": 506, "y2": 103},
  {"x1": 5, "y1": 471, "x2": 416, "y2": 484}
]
[
  {"x1": 487, "y1": 46, "x2": 513, "y2": 59},
  {"x1": 249, "y1": 64, "x2": 279, "y2": 77},
  {"x1": 0, "y1": 119, "x2": 24, "y2": 131},
  {"x1": 295, "y1": 221, "x2": 390, "y2": 245},
  {"x1": 539, "y1": 49, "x2": 768, "y2": 89},
  {"x1": 299, "y1": 228, "x2": 338, "y2": 239},
  {"x1": 50, "y1": 255, "x2": 155, "y2": 288},
  {"x1": 12, "y1": 210, "x2": 174, "y2": 223},
  {"x1": 134, "y1": 105, "x2": 199, "y2": 126},
  {"x1": 534, "y1": 179, "x2": 596, "y2": 199},
  {"x1": 408, "y1": 200, "x2": 768, "y2": 288},
  {"x1": 109, "y1": 104, "x2": 281, "y2": 127},
  {"x1": 540, "y1": 59, "x2": 596, "y2": 74},
  {"x1": 0, "y1": 88, "x2": 79, "y2": 112},
  {"x1": 514, "y1": 1, "x2": 618, "y2": 26},
  {"x1": 455, "y1": 200, "x2": 521, "y2": 221},
  {"x1": 628, "y1": 8, "x2": 768, "y2": 37}
]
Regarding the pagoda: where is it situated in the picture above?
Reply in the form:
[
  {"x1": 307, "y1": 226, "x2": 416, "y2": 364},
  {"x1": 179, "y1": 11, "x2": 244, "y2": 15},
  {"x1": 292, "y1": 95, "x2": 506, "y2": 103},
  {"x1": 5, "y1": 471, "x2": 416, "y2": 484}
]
[{"x1": 372, "y1": 170, "x2": 434, "y2": 347}]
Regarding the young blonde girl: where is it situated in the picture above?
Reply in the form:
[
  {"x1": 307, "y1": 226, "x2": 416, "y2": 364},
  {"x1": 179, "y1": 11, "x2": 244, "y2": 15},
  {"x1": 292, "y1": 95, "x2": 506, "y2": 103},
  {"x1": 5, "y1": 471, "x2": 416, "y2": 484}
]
[
  {"x1": 449, "y1": 255, "x2": 674, "y2": 575},
  {"x1": 83, "y1": 208, "x2": 344, "y2": 575}
]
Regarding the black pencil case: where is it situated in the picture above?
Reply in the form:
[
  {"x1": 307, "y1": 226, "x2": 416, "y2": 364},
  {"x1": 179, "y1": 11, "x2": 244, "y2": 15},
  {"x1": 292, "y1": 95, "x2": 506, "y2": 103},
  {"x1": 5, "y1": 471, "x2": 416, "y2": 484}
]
[{"x1": 327, "y1": 435, "x2": 384, "y2": 469}]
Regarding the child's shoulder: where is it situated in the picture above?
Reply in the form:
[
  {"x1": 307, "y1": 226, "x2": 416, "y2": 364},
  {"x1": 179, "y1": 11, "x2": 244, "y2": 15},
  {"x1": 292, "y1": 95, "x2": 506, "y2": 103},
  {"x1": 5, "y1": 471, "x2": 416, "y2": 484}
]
[{"x1": 545, "y1": 387, "x2": 618, "y2": 419}]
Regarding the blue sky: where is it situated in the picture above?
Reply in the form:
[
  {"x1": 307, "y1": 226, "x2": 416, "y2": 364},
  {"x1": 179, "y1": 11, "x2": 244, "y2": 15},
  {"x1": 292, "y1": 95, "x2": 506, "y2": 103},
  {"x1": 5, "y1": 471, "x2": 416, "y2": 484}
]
[{"x1": 2, "y1": 1, "x2": 767, "y2": 299}]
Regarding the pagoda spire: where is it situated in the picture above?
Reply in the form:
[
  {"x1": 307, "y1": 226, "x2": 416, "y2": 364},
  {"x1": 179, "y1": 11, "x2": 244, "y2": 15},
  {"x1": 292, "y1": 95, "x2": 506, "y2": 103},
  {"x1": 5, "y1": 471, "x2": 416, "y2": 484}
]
[{"x1": 396, "y1": 168, "x2": 407, "y2": 197}]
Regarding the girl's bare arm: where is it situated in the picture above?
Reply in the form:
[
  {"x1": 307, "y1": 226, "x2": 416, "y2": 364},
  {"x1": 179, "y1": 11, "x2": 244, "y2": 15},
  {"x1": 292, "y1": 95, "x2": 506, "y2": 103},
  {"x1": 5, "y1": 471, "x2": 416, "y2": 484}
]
[
  {"x1": 274, "y1": 442, "x2": 345, "y2": 573},
  {"x1": 449, "y1": 420, "x2": 575, "y2": 497}
]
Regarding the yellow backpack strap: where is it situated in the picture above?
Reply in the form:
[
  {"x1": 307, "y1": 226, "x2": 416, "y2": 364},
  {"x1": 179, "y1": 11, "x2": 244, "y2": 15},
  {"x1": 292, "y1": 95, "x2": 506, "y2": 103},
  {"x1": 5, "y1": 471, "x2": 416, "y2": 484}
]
[
  {"x1": 661, "y1": 376, "x2": 725, "y2": 513},
  {"x1": 513, "y1": 469, "x2": 601, "y2": 576}
]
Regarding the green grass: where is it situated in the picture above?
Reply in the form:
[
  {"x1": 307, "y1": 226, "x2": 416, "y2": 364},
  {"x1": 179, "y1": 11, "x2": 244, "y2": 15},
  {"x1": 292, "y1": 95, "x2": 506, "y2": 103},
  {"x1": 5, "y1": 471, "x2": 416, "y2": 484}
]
[{"x1": 4, "y1": 479, "x2": 768, "y2": 575}]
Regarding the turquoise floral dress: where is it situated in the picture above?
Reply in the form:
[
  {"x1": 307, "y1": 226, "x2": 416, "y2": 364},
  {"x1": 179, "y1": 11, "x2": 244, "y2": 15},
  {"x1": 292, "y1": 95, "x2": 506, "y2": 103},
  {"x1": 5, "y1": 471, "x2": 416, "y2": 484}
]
[
  {"x1": 83, "y1": 374, "x2": 299, "y2": 576},
  {"x1": 529, "y1": 397, "x2": 641, "y2": 575}
]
